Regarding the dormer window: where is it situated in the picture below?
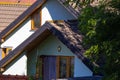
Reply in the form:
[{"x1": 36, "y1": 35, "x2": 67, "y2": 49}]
[
  {"x1": 31, "y1": 8, "x2": 41, "y2": 30},
  {"x1": 1, "y1": 47, "x2": 12, "y2": 59}
]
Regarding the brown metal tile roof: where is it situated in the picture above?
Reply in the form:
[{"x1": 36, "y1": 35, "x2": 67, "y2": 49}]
[
  {"x1": 0, "y1": 4, "x2": 29, "y2": 32},
  {"x1": 47, "y1": 20, "x2": 84, "y2": 58}
]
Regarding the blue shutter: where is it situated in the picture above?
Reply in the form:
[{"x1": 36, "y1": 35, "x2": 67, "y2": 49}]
[{"x1": 43, "y1": 56, "x2": 56, "y2": 80}]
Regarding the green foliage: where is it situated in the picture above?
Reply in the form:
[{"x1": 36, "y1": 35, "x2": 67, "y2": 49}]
[
  {"x1": 66, "y1": 0, "x2": 120, "y2": 79},
  {"x1": 29, "y1": 76, "x2": 35, "y2": 80}
]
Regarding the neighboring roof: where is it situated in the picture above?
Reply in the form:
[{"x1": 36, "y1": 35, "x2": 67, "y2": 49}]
[
  {"x1": 0, "y1": 4, "x2": 29, "y2": 32},
  {"x1": 0, "y1": 20, "x2": 93, "y2": 71},
  {"x1": 0, "y1": 0, "x2": 36, "y2": 4},
  {"x1": 0, "y1": 0, "x2": 80, "y2": 41}
]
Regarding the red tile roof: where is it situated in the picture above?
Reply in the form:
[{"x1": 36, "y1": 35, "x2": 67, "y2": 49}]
[
  {"x1": 0, "y1": 75, "x2": 28, "y2": 80},
  {"x1": 0, "y1": 0, "x2": 36, "y2": 4},
  {"x1": 0, "y1": 4, "x2": 29, "y2": 32}
]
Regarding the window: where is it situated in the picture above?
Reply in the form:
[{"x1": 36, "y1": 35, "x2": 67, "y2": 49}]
[
  {"x1": 36, "y1": 56, "x2": 74, "y2": 79},
  {"x1": 57, "y1": 56, "x2": 74, "y2": 78},
  {"x1": 2, "y1": 47, "x2": 12, "y2": 58},
  {"x1": 31, "y1": 8, "x2": 41, "y2": 30}
]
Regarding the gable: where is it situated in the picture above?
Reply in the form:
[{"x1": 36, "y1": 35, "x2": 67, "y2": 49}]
[
  {"x1": 41, "y1": 0, "x2": 75, "y2": 25},
  {"x1": 37, "y1": 35, "x2": 75, "y2": 56},
  {"x1": 27, "y1": 34, "x2": 93, "y2": 77}
]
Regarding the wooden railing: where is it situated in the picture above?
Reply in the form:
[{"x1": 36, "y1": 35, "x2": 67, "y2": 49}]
[{"x1": 0, "y1": 75, "x2": 28, "y2": 80}]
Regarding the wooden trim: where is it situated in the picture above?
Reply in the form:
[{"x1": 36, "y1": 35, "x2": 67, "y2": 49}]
[
  {"x1": 1, "y1": 47, "x2": 12, "y2": 59},
  {"x1": 31, "y1": 7, "x2": 42, "y2": 30},
  {"x1": 40, "y1": 7, "x2": 42, "y2": 26},
  {"x1": 1, "y1": 48, "x2": 6, "y2": 59},
  {"x1": 0, "y1": 2, "x2": 31, "y2": 6},
  {"x1": 56, "y1": 56, "x2": 60, "y2": 78},
  {"x1": 31, "y1": 16, "x2": 35, "y2": 30},
  {"x1": 1, "y1": 38, "x2": 5, "y2": 43},
  {"x1": 0, "y1": 67, "x2": 5, "y2": 72},
  {"x1": 56, "y1": 56, "x2": 74, "y2": 78},
  {"x1": 66, "y1": 56, "x2": 70, "y2": 78},
  {"x1": 47, "y1": 20, "x2": 64, "y2": 23}
]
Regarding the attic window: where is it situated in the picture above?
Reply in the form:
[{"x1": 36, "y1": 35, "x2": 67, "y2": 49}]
[
  {"x1": 1, "y1": 47, "x2": 12, "y2": 59},
  {"x1": 31, "y1": 9, "x2": 41, "y2": 30}
]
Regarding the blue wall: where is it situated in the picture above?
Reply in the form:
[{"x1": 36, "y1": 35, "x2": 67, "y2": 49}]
[{"x1": 41, "y1": 0, "x2": 75, "y2": 24}]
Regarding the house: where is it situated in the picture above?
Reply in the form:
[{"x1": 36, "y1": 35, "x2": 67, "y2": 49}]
[{"x1": 0, "y1": 0, "x2": 94, "y2": 79}]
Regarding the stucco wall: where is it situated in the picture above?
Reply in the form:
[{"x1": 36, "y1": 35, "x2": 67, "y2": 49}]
[
  {"x1": 41, "y1": 0, "x2": 75, "y2": 25},
  {"x1": 3, "y1": 53, "x2": 27, "y2": 75},
  {"x1": 1, "y1": 18, "x2": 34, "y2": 49},
  {"x1": 28, "y1": 35, "x2": 93, "y2": 77}
]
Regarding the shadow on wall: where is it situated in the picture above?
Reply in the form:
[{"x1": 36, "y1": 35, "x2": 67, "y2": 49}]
[{"x1": 45, "y1": 0, "x2": 75, "y2": 20}]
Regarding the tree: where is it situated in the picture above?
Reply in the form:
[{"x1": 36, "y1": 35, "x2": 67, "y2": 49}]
[{"x1": 66, "y1": 0, "x2": 120, "y2": 80}]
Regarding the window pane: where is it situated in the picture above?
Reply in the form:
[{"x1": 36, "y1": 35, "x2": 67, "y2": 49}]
[
  {"x1": 34, "y1": 11, "x2": 40, "y2": 28},
  {"x1": 59, "y1": 57, "x2": 67, "y2": 78},
  {"x1": 70, "y1": 57, "x2": 74, "y2": 77}
]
